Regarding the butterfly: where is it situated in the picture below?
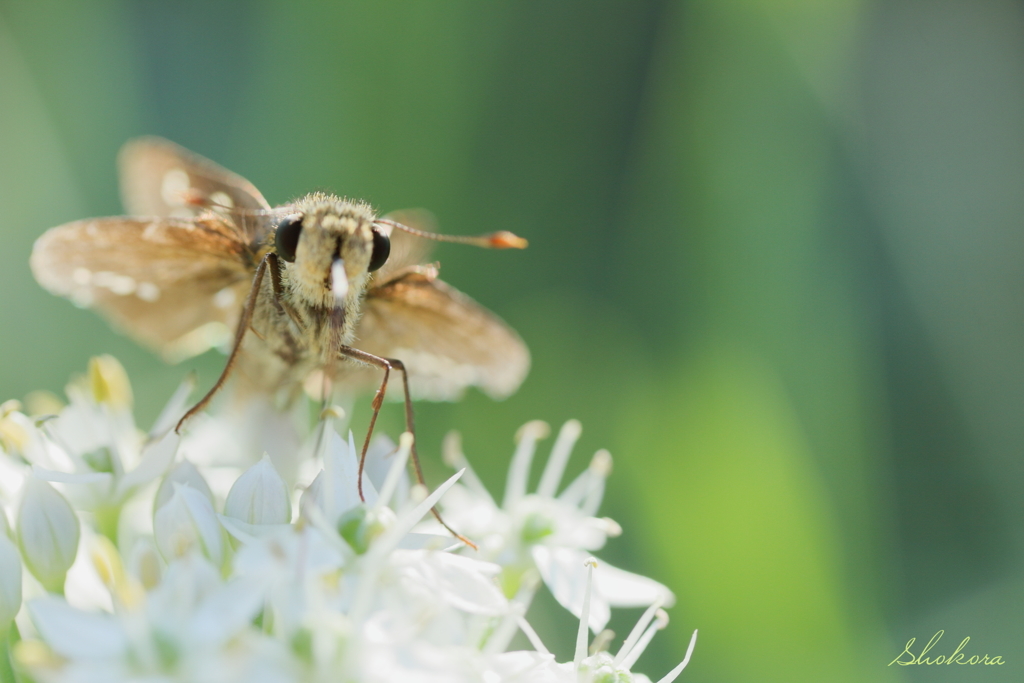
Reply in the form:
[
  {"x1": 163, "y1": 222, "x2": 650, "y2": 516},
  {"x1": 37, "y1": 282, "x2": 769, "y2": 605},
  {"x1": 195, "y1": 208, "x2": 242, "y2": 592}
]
[{"x1": 30, "y1": 137, "x2": 530, "y2": 521}]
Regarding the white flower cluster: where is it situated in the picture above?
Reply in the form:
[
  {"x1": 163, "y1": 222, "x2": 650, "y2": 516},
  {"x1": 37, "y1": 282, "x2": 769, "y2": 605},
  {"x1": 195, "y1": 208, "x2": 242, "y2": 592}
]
[{"x1": 0, "y1": 356, "x2": 696, "y2": 683}]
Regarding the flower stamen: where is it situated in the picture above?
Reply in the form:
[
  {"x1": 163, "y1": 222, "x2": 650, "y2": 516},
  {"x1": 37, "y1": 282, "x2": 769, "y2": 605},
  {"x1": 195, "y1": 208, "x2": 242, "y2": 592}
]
[
  {"x1": 536, "y1": 419, "x2": 581, "y2": 498},
  {"x1": 619, "y1": 608, "x2": 669, "y2": 671},
  {"x1": 574, "y1": 557, "x2": 598, "y2": 670},
  {"x1": 503, "y1": 420, "x2": 549, "y2": 508},
  {"x1": 373, "y1": 431, "x2": 412, "y2": 510},
  {"x1": 613, "y1": 597, "x2": 665, "y2": 668},
  {"x1": 442, "y1": 431, "x2": 494, "y2": 504},
  {"x1": 656, "y1": 629, "x2": 699, "y2": 683}
]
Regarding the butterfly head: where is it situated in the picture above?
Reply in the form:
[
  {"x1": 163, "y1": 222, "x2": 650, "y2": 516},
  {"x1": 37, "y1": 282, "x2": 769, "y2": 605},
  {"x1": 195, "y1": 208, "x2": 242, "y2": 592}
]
[{"x1": 272, "y1": 194, "x2": 391, "y2": 308}]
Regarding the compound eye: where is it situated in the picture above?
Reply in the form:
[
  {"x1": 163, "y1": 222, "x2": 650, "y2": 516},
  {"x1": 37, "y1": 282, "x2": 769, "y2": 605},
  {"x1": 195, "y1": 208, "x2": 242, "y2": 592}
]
[
  {"x1": 274, "y1": 214, "x2": 304, "y2": 263},
  {"x1": 368, "y1": 226, "x2": 391, "y2": 272}
]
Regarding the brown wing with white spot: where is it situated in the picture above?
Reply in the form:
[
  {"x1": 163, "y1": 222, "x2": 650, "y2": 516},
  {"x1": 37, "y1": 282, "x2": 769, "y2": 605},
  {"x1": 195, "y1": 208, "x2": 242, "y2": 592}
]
[
  {"x1": 349, "y1": 266, "x2": 529, "y2": 401},
  {"x1": 30, "y1": 217, "x2": 254, "y2": 361},
  {"x1": 119, "y1": 137, "x2": 272, "y2": 241}
]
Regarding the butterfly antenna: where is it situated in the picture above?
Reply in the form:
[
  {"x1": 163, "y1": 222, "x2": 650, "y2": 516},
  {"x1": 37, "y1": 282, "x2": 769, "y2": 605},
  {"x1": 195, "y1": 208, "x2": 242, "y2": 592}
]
[
  {"x1": 374, "y1": 218, "x2": 528, "y2": 250},
  {"x1": 232, "y1": 206, "x2": 292, "y2": 217}
]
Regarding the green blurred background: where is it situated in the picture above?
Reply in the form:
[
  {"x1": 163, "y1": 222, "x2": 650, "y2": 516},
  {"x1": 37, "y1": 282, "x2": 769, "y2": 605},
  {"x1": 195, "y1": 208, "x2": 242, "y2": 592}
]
[{"x1": 2, "y1": 1, "x2": 1022, "y2": 681}]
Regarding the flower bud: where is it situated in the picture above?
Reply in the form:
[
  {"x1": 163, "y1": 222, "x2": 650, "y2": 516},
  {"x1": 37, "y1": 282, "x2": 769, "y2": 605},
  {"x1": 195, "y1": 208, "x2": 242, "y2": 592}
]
[
  {"x1": 90, "y1": 535, "x2": 143, "y2": 609},
  {"x1": 153, "y1": 484, "x2": 223, "y2": 566},
  {"x1": 224, "y1": 454, "x2": 290, "y2": 525},
  {"x1": 0, "y1": 534, "x2": 22, "y2": 625},
  {"x1": 23, "y1": 391, "x2": 64, "y2": 417},
  {"x1": 16, "y1": 478, "x2": 80, "y2": 593},
  {"x1": 0, "y1": 409, "x2": 31, "y2": 454},
  {"x1": 337, "y1": 504, "x2": 396, "y2": 555},
  {"x1": 88, "y1": 355, "x2": 132, "y2": 410},
  {"x1": 299, "y1": 470, "x2": 325, "y2": 518},
  {"x1": 154, "y1": 460, "x2": 214, "y2": 512},
  {"x1": 127, "y1": 541, "x2": 162, "y2": 591}
]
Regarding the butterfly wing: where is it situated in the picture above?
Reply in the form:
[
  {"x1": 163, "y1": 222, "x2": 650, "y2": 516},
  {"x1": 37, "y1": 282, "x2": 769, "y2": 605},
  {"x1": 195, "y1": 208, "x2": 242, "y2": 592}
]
[
  {"x1": 119, "y1": 137, "x2": 272, "y2": 241},
  {"x1": 30, "y1": 216, "x2": 255, "y2": 361},
  {"x1": 350, "y1": 265, "x2": 529, "y2": 401}
]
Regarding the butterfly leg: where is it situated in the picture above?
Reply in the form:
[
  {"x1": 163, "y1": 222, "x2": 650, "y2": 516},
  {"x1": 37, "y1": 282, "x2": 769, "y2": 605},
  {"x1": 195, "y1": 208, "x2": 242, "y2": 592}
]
[
  {"x1": 339, "y1": 345, "x2": 475, "y2": 548},
  {"x1": 337, "y1": 346, "x2": 396, "y2": 501},
  {"x1": 267, "y1": 253, "x2": 305, "y2": 332},
  {"x1": 175, "y1": 254, "x2": 270, "y2": 433}
]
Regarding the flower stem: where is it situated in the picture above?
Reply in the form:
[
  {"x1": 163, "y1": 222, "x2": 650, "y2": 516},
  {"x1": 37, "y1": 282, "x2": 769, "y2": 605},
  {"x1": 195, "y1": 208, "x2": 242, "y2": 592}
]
[
  {"x1": 94, "y1": 504, "x2": 121, "y2": 544},
  {"x1": 0, "y1": 622, "x2": 19, "y2": 683}
]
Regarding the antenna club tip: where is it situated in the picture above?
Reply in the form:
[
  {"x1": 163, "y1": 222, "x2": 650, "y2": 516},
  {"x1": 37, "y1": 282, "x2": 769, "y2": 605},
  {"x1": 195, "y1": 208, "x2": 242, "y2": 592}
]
[{"x1": 487, "y1": 231, "x2": 528, "y2": 249}]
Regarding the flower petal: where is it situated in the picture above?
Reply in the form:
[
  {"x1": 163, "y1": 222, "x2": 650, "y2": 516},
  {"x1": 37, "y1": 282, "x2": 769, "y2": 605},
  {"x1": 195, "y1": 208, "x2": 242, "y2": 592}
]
[
  {"x1": 224, "y1": 454, "x2": 291, "y2": 525},
  {"x1": 28, "y1": 595, "x2": 127, "y2": 659},
  {"x1": 115, "y1": 429, "x2": 179, "y2": 498},
  {"x1": 490, "y1": 651, "x2": 566, "y2": 683},
  {"x1": 593, "y1": 559, "x2": 675, "y2": 609},
  {"x1": 17, "y1": 477, "x2": 80, "y2": 592},
  {"x1": 188, "y1": 578, "x2": 267, "y2": 647},
  {"x1": 153, "y1": 484, "x2": 224, "y2": 566},
  {"x1": 530, "y1": 546, "x2": 610, "y2": 632},
  {"x1": 155, "y1": 459, "x2": 215, "y2": 510},
  {"x1": 396, "y1": 550, "x2": 507, "y2": 615},
  {"x1": 31, "y1": 464, "x2": 111, "y2": 486},
  {"x1": 0, "y1": 535, "x2": 22, "y2": 624},
  {"x1": 316, "y1": 431, "x2": 378, "y2": 522},
  {"x1": 148, "y1": 374, "x2": 196, "y2": 437}
]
